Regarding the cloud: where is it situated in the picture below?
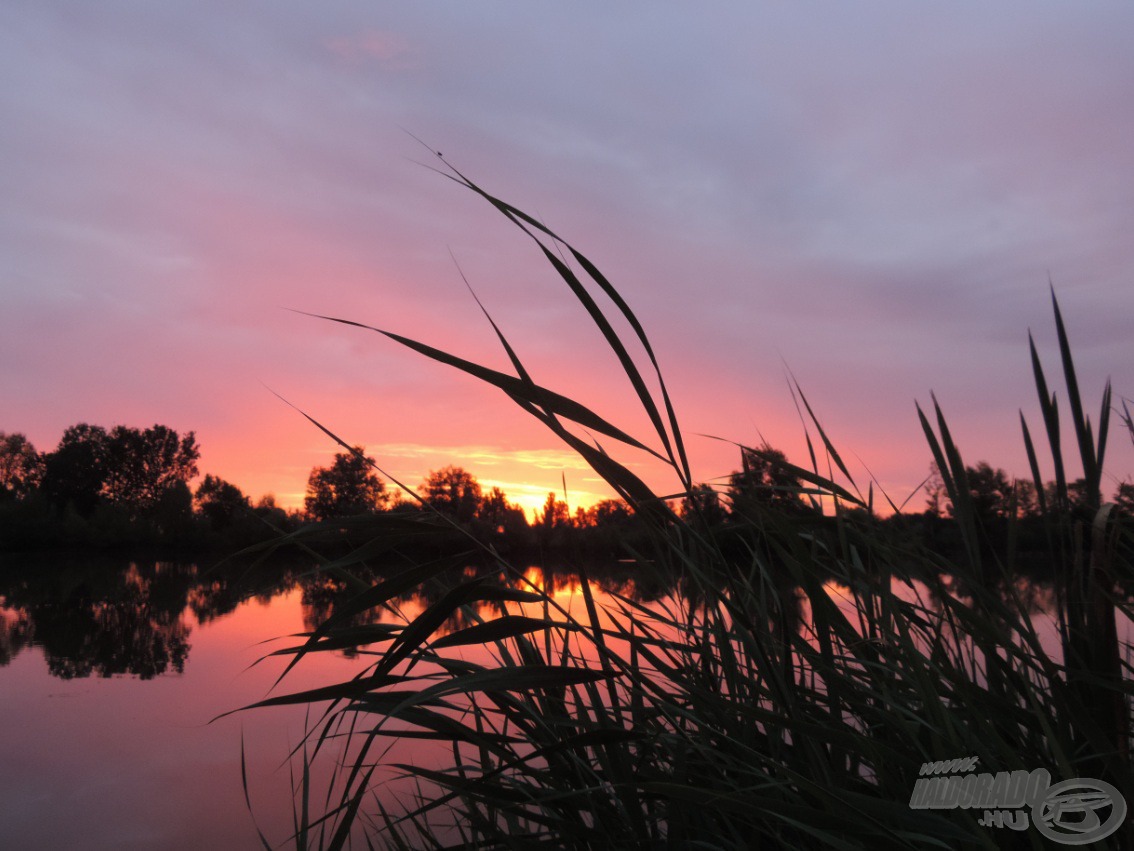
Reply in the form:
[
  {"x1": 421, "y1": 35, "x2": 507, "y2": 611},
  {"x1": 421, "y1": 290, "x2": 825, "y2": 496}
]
[
  {"x1": 2, "y1": 1, "x2": 1132, "y2": 515},
  {"x1": 324, "y1": 29, "x2": 415, "y2": 70}
]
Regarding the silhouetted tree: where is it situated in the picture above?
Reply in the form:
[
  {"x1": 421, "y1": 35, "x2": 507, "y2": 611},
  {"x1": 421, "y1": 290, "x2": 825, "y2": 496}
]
[
  {"x1": 149, "y1": 480, "x2": 195, "y2": 539},
  {"x1": 237, "y1": 494, "x2": 300, "y2": 535},
  {"x1": 41, "y1": 424, "x2": 111, "y2": 516},
  {"x1": 535, "y1": 493, "x2": 572, "y2": 546},
  {"x1": 422, "y1": 466, "x2": 482, "y2": 524},
  {"x1": 558, "y1": 498, "x2": 645, "y2": 555},
  {"x1": 1115, "y1": 481, "x2": 1134, "y2": 517},
  {"x1": 680, "y1": 484, "x2": 726, "y2": 526},
  {"x1": 305, "y1": 447, "x2": 387, "y2": 521},
  {"x1": 583, "y1": 498, "x2": 632, "y2": 528},
  {"x1": 930, "y1": 461, "x2": 1027, "y2": 523},
  {"x1": 1067, "y1": 477, "x2": 1098, "y2": 515},
  {"x1": 477, "y1": 486, "x2": 528, "y2": 536},
  {"x1": 959, "y1": 462, "x2": 1013, "y2": 523},
  {"x1": 102, "y1": 425, "x2": 200, "y2": 516},
  {"x1": 727, "y1": 445, "x2": 806, "y2": 518},
  {"x1": 1013, "y1": 478, "x2": 1040, "y2": 518},
  {"x1": 195, "y1": 475, "x2": 250, "y2": 531},
  {"x1": 924, "y1": 462, "x2": 947, "y2": 517},
  {"x1": 538, "y1": 493, "x2": 571, "y2": 528},
  {"x1": 0, "y1": 432, "x2": 43, "y2": 500}
]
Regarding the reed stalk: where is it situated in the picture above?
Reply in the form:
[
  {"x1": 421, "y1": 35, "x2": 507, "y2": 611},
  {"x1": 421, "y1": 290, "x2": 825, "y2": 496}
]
[{"x1": 243, "y1": 162, "x2": 1132, "y2": 849}]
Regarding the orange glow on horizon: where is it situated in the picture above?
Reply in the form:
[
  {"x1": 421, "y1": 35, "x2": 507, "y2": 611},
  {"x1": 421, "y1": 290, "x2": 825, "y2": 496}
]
[
  {"x1": 195, "y1": 421, "x2": 947, "y2": 520},
  {"x1": 208, "y1": 439, "x2": 659, "y2": 518}
]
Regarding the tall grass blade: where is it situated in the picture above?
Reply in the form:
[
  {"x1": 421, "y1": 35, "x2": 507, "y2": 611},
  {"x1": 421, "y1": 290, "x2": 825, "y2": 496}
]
[
  {"x1": 421, "y1": 152, "x2": 692, "y2": 487},
  {"x1": 1051, "y1": 286, "x2": 1099, "y2": 491},
  {"x1": 1029, "y1": 330, "x2": 1068, "y2": 505},
  {"x1": 429, "y1": 615, "x2": 579, "y2": 649},
  {"x1": 1097, "y1": 379, "x2": 1113, "y2": 492},
  {"x1": 250, "y1": 166, "x2": 1132, "y2": 849},
  {"x1": 297, "y1": 310, "x2": 664, "y2": 461},
  {"x1": 1020, "y1": 412, "x2": 1048, "y2": 516}
]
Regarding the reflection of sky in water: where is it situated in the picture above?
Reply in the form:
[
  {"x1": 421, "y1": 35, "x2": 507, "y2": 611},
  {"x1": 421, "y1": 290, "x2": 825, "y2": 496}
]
[
  {"x1": 1, "y1": 558, "x2": 1130, "y2": 847},
  {"x1": 0, "y1": 557, "x2": 695, "y2": 847},
  {"x1": 0, "y1": 571, "x2": 367, "y2": 849},
  {"x1": 815, "y1": 574, "x2": 1134, "y2": 668}
]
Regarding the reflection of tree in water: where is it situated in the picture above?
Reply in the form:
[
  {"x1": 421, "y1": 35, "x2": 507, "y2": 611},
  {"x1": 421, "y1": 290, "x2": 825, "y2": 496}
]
[
  {"x1": 0, "y1": 604, "x2": 33, "y2": 666},
  {"x1": 0, "y1": 561, "x2": 195, "y2": 679},
  {"x1": 507, "y1": 560, "x2": 675, "y2": 604},
  {"x1": 384, "y1": 560, "x2": 688, "y2": 640},
  {"x1": 0, "y1": 557, "x2": 319, "y2": 678},
  {"x1": 187, "y1": 563, "x2": 298, "y2": 625},
  {"x1": 1008, "y1": 576, "x2": 1057, "y2": 617},
  {"x1": 187, "y1": 578, "x2": 239, "y2": 624},
  {"x1": 31, "y1": 563, "x2": 192, "y2": 679},
  {"x1": 299, "y1": 573, "x2": 386, "y2": 656},
  {"x1": 293, "y1": 556, "x2": 749, "y2": 645}
]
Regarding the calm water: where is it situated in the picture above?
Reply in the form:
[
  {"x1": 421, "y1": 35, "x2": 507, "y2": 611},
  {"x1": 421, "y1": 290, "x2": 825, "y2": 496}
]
[
  {"x1": 0, "y1": 558, "x2": 382, "y2": 850},
  {"x1": 0, "y1": 557, "x2": 661, "y2": 848},
  {"x1": 0, "y1": 555, "x2": 1127, "y2": 848}
]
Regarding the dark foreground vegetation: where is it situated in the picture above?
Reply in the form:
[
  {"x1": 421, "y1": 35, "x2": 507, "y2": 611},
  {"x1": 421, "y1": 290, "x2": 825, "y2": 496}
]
[{"x1": 225, "y1": 164, "x2": 1134, "y2": 849}]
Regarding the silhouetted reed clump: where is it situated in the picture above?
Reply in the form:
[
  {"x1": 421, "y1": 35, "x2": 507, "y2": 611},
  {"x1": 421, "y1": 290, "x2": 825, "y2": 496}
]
[{"x1": 243, "y1": 160, "x2": 1133, "y2": 849}]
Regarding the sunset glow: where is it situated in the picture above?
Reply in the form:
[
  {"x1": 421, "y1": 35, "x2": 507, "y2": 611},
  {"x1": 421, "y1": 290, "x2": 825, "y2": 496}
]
[{"x1": 3, "y1": 3, "x2": 1133, "y2": 517}]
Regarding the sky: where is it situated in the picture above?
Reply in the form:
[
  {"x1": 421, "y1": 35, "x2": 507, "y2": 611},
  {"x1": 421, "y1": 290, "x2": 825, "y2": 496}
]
[{"x1": 3, "y1": 2, "x2": 1133, "y2": 517}]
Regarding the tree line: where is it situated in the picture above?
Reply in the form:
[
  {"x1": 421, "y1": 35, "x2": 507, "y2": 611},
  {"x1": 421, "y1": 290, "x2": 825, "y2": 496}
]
[
  {"x1": 3, "y1": 425, "x2": 1131, "y2": 557},
  {"x1": 0, "y1": 424, "x2": 228, "y2": 550}
]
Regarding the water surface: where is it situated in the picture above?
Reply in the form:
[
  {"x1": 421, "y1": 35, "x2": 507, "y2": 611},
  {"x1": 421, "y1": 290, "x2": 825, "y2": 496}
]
[
  {"x1": 1, "y1": 555, "x2": 1126, "y2": 847},
  {"x1": 0, "y1": 558, "x2": 367, "y2": 850}
]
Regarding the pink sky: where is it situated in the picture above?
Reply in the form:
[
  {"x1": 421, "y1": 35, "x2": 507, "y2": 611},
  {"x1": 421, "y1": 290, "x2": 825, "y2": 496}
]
[{"x1": 3, "y1": 4, "x2": 1133, "y2": 517}]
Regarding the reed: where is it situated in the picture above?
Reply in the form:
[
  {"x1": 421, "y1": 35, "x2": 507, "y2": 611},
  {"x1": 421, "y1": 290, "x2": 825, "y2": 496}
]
[{"x1": 244, "y1": 160, "x2": 1132, "y2": 849}]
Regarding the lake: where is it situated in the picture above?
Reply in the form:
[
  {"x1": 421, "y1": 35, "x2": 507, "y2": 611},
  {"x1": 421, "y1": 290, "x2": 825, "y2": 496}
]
[
  {"x1": 1, "y1": 555, "x2": 1128, "y2": 848},
  {"x1": 0, "y1": 557, "x2": 387, "y2": 850},
  {"x1": 0, "y1": 555, "x2": 677, "y2": 848}
]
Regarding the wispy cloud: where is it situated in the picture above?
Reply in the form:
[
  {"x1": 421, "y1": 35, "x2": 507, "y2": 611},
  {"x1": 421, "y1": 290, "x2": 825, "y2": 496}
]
[
  {"x1": 369, "y1": 443, "x2": 594, "y2": 472},
  {"x1": 324, "y1": 29, "x2": 415, "y2": 70},
  {"x1": 2, "y1": 2, "x2": 1132, "y2": 514}
]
